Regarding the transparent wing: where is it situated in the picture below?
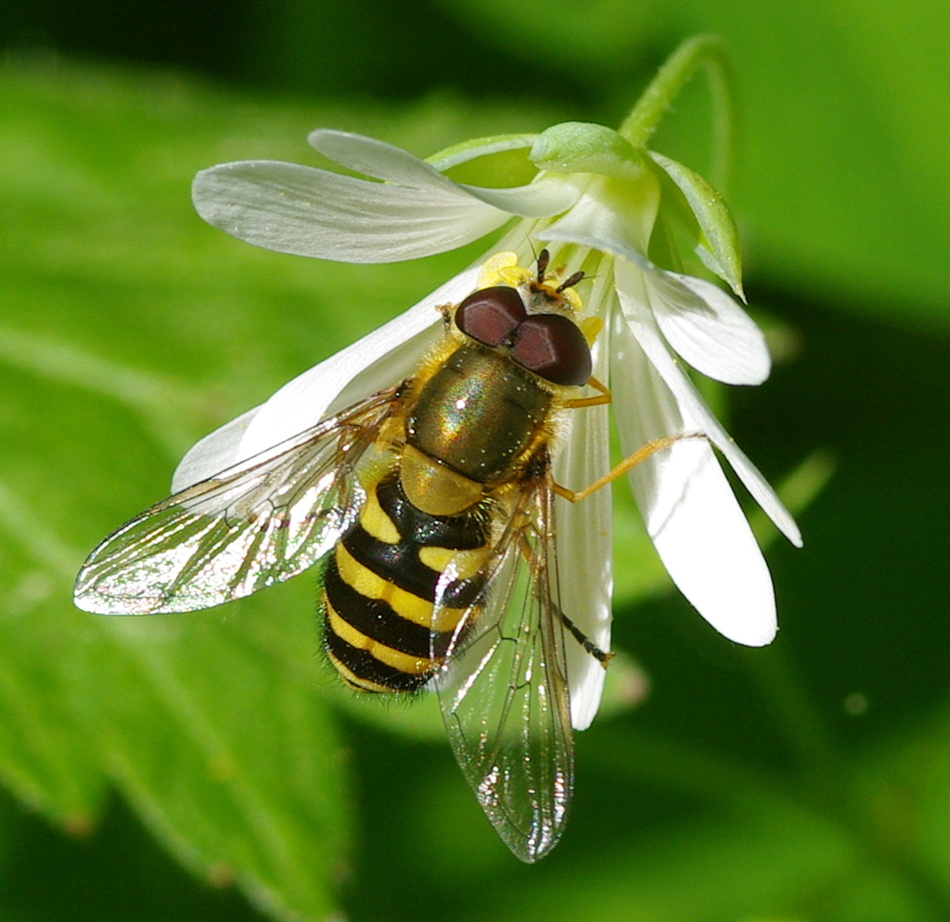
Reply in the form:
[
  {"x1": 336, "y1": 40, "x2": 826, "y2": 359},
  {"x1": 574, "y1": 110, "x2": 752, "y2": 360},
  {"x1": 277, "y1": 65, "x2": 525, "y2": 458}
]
[
  {"x1": 434, "y1": 466, "x2": 574, "y2": 863},
  {"x1": 75, "y1": 388, "x2": 402, "y2": 615}
]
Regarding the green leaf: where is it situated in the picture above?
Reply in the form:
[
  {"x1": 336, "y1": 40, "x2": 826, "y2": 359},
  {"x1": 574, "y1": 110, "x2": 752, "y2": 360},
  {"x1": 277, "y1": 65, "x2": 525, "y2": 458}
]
[
  {"x1": 74, "y1": 605, "x2": 349, "y2": 921},
  {"x1": 0, "y1": 558, "x2": 106, "y2": 830},
  {"x1": 497, "y1": 800, "x2": 859, "y2": 921},
  {"x1": 495, "y1": 800, "x2": 933, "y2": 922},
  {"x1": 0, "y1": 57, "x2": 545, "y2": 919}
]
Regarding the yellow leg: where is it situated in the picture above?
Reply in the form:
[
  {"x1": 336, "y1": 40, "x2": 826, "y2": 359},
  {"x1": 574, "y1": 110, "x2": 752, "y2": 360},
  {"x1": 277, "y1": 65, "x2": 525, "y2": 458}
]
[
  {"x1": 553, "y1": 432, "x2": 707, "y2": 504},
  {"x1": 563, "y1": 375, "x2": 611, "y2": 410}
]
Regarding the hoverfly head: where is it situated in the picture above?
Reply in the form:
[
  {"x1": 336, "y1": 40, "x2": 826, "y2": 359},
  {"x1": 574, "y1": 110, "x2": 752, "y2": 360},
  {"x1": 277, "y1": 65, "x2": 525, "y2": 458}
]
[{"x1": 454, "y1": 250, "x2": 592, "y2": 386}]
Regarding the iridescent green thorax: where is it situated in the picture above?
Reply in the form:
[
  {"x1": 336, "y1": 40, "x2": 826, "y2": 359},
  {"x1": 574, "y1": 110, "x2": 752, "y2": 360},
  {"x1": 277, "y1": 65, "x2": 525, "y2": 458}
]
[{"x1": 407, "y1": 343, "x2": 552, "y2": 485}]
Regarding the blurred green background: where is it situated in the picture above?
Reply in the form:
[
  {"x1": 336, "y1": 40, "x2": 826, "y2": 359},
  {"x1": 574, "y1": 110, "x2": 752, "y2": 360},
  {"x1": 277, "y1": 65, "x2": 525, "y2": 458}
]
[{"x1": 2, "y1": 0, "x2": 949, "y2": 920}]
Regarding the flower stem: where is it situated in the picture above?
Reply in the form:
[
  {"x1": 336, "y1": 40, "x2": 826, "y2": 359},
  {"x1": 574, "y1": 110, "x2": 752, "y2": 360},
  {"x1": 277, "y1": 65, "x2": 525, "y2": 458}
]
[{"x1": 618, "y1": 34, "x2": 738, "y2": 193}]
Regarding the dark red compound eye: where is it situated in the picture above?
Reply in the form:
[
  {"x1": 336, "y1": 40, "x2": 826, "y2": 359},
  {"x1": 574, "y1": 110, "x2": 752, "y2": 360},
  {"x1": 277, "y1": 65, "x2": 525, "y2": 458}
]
[
  {"x1": 511, "y1": 314, "x2": 592, "y2": 386},
  {"x1": 454, "y1": 286, "x2": 527, "y2": 347}
]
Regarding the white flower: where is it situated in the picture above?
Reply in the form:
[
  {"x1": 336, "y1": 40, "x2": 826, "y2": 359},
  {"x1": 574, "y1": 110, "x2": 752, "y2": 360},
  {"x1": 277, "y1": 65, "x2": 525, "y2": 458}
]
[{"x1": 182, "y1": 119, "x2": 801, "y2": 732}]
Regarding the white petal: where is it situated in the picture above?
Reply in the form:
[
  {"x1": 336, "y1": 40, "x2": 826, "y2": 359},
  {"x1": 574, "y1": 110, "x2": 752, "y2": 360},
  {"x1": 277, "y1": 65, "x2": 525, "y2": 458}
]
[
  {"x1": 609, "y1": 312, "x2": 778, "y2": 646},
  {"x1": 309, "y1": 129, "x2": 581, "y2": 218},
  {"x1": 615, "y1": 263, "x2": 802, "y2": 548},
  {"x1": 192, "y1": 161, "x2": 510, "y2": 263},
  {"x1": 172, "y1": 265, "x2": 482, "y2": 489},
  {"x1": 171, "y1": 406, "x2": 260, "y2": 492},
  {"x1": 648, "y1": 271, "x2": 771, "y2": 385},
  {"x1": 542, "y1": 193, "x2": 770, "y2": 386},
  {"x1": 540, "y1": 181, "x2": 769, "y2": 384},
  {"x1": 540, "y1": 177, "x2": 657, "y2": 257},
  {"x1": 457, "y1": 175, "x2": 582, "y2": 218},
  {"x1": 309, "y1": 129, "x2": 467, "y2": 191},
  {"x1": 551, "y1": 280, "x2": 613, "y2": 729}
]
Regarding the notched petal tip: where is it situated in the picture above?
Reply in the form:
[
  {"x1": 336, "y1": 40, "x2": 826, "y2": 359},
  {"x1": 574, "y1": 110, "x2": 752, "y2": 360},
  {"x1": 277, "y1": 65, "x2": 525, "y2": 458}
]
[
  {"x1": 192, "y1": 159, "x2": 511, "y2": 263},
  {"x1": 308, "y1": 128, "x2": 459, "y2": 191},
  {"x1": 648, "y1": 271, "x2": 771, "y2": 386}
]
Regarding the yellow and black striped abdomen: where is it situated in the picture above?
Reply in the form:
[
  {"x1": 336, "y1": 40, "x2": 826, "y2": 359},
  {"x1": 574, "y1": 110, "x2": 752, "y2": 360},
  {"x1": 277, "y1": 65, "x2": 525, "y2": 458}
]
[{"x1": 322, "y1": 472, "x2": 490, "y2": 694}]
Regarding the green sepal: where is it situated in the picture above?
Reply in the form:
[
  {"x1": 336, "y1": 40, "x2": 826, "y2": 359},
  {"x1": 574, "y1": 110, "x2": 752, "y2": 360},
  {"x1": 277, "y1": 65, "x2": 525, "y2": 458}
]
[
  {"x1": 426, "y1": 133, "x2": 537, "y2": 172},
  {"x1": 650, "y1": 151, "x2": 744, "y2": 298},
  {"x1": 530, "y1": 122, "x2": 645, "y2": 179}
]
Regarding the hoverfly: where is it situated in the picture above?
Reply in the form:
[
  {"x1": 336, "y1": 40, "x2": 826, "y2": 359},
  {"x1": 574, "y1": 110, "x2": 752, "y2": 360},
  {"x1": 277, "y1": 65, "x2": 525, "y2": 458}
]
[{"x1": 75, "y1": 250, "x2": 686, "y2": 861}]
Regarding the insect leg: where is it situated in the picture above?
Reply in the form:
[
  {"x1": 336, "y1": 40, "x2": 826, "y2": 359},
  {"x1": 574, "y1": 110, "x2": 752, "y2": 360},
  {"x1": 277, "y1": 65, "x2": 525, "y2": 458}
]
[
  {"x1": 557, "y1": 607, "x2": 613, "y2": 666},
  {"x1": 515, "y1": 528, "x2": 612, "y2": 666},
  {"x1": 563, "y1": 375, "x2": 611, "y2": 410},
  {"x1": 553, "y1": 432, "x2": 708, "y2": 504}
]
